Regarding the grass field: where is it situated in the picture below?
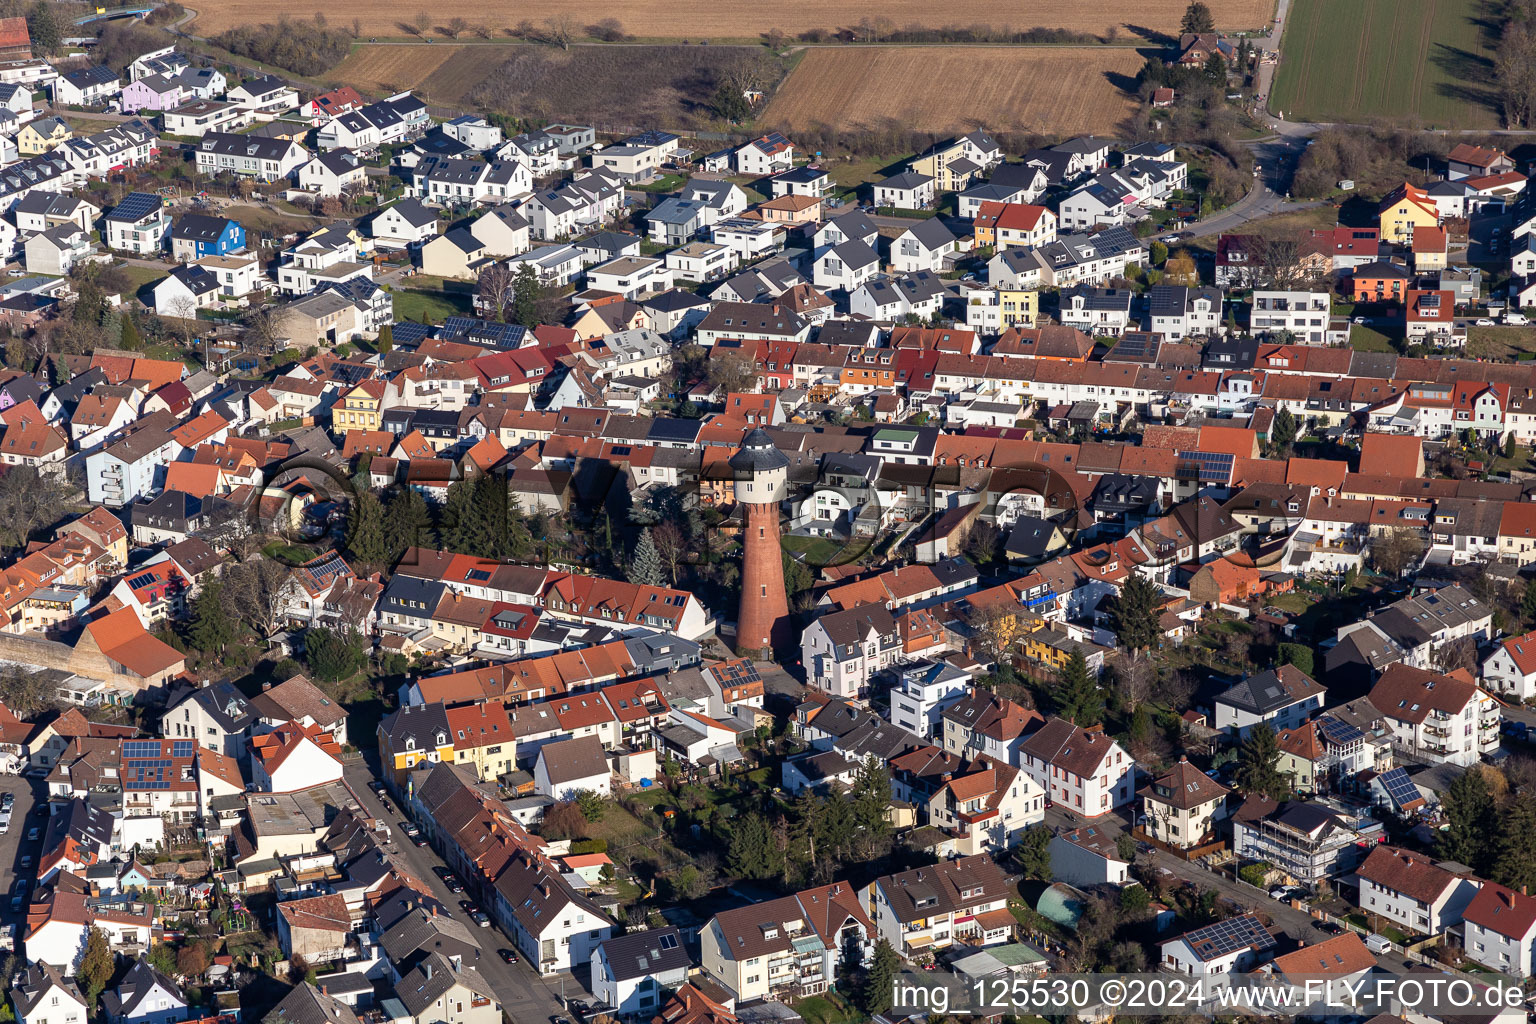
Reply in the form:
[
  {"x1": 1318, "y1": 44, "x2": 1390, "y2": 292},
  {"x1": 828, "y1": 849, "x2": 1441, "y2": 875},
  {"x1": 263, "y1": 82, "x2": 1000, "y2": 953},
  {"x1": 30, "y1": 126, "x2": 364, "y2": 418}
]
[
  {"x1": 192, "y1": 0, "x2": 1274, "y2": 42},
  {"x1": 763, "y1": 46, "x2": 1145, "y2": 134},
  {"x1": 1467, "y1": 325, "x2": 1536, "y2": 360},
  {"x1": 390, "y1": 286, "x2": 474, "y2": 324},
  {"x1": 1270, "y1": 0, "x2": 1501, "y2": 127}
]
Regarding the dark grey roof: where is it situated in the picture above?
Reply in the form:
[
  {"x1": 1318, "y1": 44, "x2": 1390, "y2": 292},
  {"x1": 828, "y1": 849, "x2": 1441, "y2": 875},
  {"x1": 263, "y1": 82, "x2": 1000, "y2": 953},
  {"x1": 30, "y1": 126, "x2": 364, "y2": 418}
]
[
  {"x1": 379, "y1": 701, "x2": 451, "y2": 750},
  {"x1": 728, "y1": 427, "x2": 790, "y2": 473},
  {"x1": 173, "y1": 679, "x2": 258, "y2": 733},
  {"x1": 596, "y1": 926, "x2": 690, "y2": 982},
  {"x1": 197, "y1": 131, "x2": 296, "y2": 162},
  {"x1": 64, "y1": 65, "x2": 118, "y2": 87},
  {"x1": 397, "y1": 952, "x2": 497, "y2": 1017},
  {"x1": 100, "y1": 957, "x2": 185, "y2": 1020},
  {"x1": 903, "y1": 217, "x2": 956, "y2": 249},
  {"x1": 878, "y1": 170, "x2": 933, "y2": 191},
  {"x1": 381, "y1": 198, "x2": 437, "y2": 228},
  {"x1": 261, "y1": 978, "x2": 363, "y2": 1024}
]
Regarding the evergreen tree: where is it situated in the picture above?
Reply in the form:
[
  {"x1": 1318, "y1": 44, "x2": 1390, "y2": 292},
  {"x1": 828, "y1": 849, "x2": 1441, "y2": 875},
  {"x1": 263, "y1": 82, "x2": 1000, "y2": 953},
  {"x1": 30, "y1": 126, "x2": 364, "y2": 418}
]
[
  {"x1": 1506, "y1": 433, "x2": 1519, "y2": 460},
  {"x1": 1277, "y1": 642, "x2": 1314, "y2": 676},
  {"x1": 306, "y1": 626, "x2": 366, "y2": 682},
  {"x1": 1493, "y1": 793, "x2": 1536, "y2": 893},
  {"x1": 1054, "y1": 650, "x2": 1103, "y2": 726},
  {"x1": 727, "y1": 813, "x2": 782, "y2": 880},
  {"x1": 376, "y1": 324, "x2": 393, "y2": 353},
  {"x1": 120, "y1": 311, "x2": 142, "y2": 350},
  {"x1": 189, "y1": 581, "x2": 235, "y2": 655},
  {"x1": 440, "y1": 478, "x2": 490, "y2": 558},
  {"x1": 27, "y1": 1, "x2": 60, "y2": 55},
  {"x1": 345, "y1": 490, "x2": 390, "y2": 566},
  {"x1": 789, "y1": 786, "x2": 822, "y2": 867},
  {"x1": 1271, "y1": 406, "x2": 1298, "y2": 450},
  {"x1": 1233, "y1": 724, "x2": 1290, "y2": 800},
  {"x1": 511, "y1": 263, "x2": 540, "y2": 328},
  {"x1": 1524, "y1": 581, "x2": 1536, "y2": 625},
  {"x1": 1441, "y1": 767, "x2": 1496, "y2": 874},
  {"x1": 1106, "y1": 572, "x2": 1162, "y2": 653},
  {"x1": 1180, "y1": 1, "x2": 1215, "y2": 34},
  {"x1": 76, "y1": 927, "x2": 112, "y2": 1005},
  {"x1": 628, "y1": 528, "x2": 664, "y2": 586},
  {"x1": 850, "y1": 758, "x2": 891, "y2": 832},
  {"x1": 473, "y1": 474, "x2": 521, "y2": 560},
  {"x1": 861, "y1": 939, "x2": 900, "y2": 1015},
  {"x1": 384, "y1": 487, "x2": 434, "y2": 560},
  {"x1": 1203, "y1": 51, "x2": 1227, "y2": 83},
  {"x1": 1013, "y1": 823, "x2": 1052, "y2": 880}
]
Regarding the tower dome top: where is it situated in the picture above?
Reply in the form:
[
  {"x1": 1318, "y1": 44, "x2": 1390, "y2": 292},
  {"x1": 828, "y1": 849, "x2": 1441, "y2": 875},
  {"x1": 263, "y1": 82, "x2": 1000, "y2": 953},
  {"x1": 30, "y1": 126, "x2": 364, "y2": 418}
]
[{"x1": 728, "y1": 428, "x2": 789, "y2": 474}]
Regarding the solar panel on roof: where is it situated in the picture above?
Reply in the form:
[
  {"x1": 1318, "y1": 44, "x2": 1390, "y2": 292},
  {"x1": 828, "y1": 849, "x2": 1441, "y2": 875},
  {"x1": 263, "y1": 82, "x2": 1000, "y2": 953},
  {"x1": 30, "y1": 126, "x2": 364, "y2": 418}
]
[
  {"x1": 171, "y1": 740, "x2": 195, "y2": 758},
  {"x1": 109, "y1": 192, "x2": 161, "y2": 223},
  {"x1": 1377, "y1": 767, "x2": 1422, "y2": 810},
  {"x1": 122, "y1": 740, "x2": 162, "y2": 757},
  {"x1": 1317, "y1": 717, "x2": 1364, "y2": 747}
]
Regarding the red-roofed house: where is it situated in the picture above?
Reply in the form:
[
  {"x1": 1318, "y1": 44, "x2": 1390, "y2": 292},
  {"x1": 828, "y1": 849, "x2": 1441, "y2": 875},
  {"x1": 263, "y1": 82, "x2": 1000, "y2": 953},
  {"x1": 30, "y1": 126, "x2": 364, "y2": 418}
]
[
  {"x1": 1359, "y1": 433, "x2": 1425, "y2": 479},
  {"x1": 1447, "y1": 143, "x2": 1512, "y2": 180},
  {"x1": 972, "y1": 202, "x2": 1057, "y2": 249},
  {"x1": 0, "y1": 18, "x2": 29, "y2": 60},
  {"x1": 1358, "y1": 844, "x2": 1479, "y2": 937},
  {"x1": 1483, "y1": 627, "x2": 1536, "y2": 700},
  {"x1": 249, "y1": 721, "x2": 344, "y2": 793},
  {"x1": 1463, "y1": 881, "x2": 1536, "y2": 976}
]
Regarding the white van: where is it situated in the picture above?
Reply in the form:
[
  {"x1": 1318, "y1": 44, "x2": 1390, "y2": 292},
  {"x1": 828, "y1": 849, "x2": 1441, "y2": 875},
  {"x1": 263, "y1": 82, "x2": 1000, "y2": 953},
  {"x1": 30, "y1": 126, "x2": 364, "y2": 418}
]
[
  {"x1": 1365, "y1": 933, "x2": 1393, "y2": 954},
  {"x1": 1507, "y1": 312, "x2": 1529, "y2": 326}
]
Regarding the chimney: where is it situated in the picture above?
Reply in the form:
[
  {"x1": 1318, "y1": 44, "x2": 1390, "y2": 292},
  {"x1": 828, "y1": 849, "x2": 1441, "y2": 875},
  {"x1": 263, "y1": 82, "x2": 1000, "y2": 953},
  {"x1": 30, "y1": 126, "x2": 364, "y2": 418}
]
[
  {"x1": 431, "y1": 905, "x2": 438, "y2": 917},
  {"x1": 320, "y1": 985, "x2": 327, "y2": 996},
  {"x1": 423, "y1": 962, "x2": 433, "y2": 981},
  {"x1": 262, "y1": 682, "x2": 271, "y2": 692}
]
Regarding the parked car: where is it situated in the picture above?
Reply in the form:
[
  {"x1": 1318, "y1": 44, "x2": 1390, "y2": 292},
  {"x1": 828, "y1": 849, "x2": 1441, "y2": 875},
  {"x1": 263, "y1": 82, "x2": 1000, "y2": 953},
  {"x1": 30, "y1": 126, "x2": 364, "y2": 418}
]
[
  {"x1": 25, "y1": 827, "x2": 38, "y2": 842},
  {"x1": 1476, "y1": 318, "x2": 1496, "y2": 326},
  {"x1": 500, "y1": 949, "x2": 519, "y2": 964},
  {"x1": 470, "y1": 910, "x2": 490, "y2": 927}
]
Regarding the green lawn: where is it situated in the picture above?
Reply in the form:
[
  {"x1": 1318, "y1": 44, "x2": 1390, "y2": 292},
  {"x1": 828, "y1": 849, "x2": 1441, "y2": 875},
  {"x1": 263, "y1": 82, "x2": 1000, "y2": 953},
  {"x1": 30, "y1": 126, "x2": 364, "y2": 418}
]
[
  {"x1": 115, "y1": 263, "x2": 170, "y2": 302},
  {"x1": 792, "y1": 994, "x2": 859, "y2": 1024},
  {"x1": 1350, "y1": 324, "x2": 1396, "y2": 352},
  {"x1": 631, "y1": 173, "x2": 685, "y2": 194},
  {"x1": 391, "y1": 286, "x2": 473, "y2": 325},
  {"x1": 1271, "y1": 0, "x2": 1500, "y2": 127},
  {"x1": 782, "y1": 534, "x2": 858, "y2": 566},
  {"x1": 1467, "y1": 326, "x2": 1536, "y2": 361}
]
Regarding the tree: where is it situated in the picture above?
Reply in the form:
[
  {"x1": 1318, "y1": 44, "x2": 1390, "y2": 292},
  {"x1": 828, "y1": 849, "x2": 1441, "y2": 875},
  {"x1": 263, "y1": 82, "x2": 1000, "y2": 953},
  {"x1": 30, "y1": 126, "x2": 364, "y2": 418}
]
[
  {"x1": 727, "y1": 813, "x2": 783, "y2": 880},
  {"x1": 1496, "y1": 20, "x2": 1536, "y2": 128},
  {"x1": 1371, "y1": 526, "x2": 1425, "y2": 578},
  {"x1": 1441, "y1": 766, "x2": 1497, "y2": 874},
  {"x1": 26, "y1": 1, "x2": 60, "y2": 55},
  {"x1": 510, "y1": 263, "x2": 540, "y2": 327},
  {"x1": 1277, "y1": 642, "x2": 1314, "y2": 676},
  {"x1": 1203, "y1": 51, "x2": 1227, "y2": 83},
  {"x1": 1106, "y1": 572, "x2": 1162, "y2": 653},
  {"x1": 477, "y1": 263, "x2": 516, "y2": 322},
  {"x1": 850, "y1": 757, "x2": 891, "y2": 832},
  {"x1": 0, "y1": 665, "x2": 59, "y2": 718},
  {"x1": 706, "y1": 350, "x2": 757, "y2": 395},
  {"x1": 1013, "y1": 823, "x2": 1052, "y2": 880},
  {"x1": 575, "y1": 790, "x2": 605, "y2": 822},
  {"x1": 146, "y1": 941, "x2": 177, "y2": 976},
  {"x1": 305, "y1": 626, "x2": 366, "y2": 682},
  {"x1": 1180, "y1": 1, "x2": 1215, "y2": 34},
  {"x1": 543, "y1": 13, "x2": 576, "y2": 48},
  {"x1": 1434, "y1": 635, "x2": 1478, "y2": 676},
  {"x1": 651, "y1": 520, "x2": 686, "y2": 585},
  {"x1": 1507, "y1": 433, "x2": 1519, "y2": 460},
  {"x1": 189, "y1": 581, "x2": 236, "y2": 656},
  {"x1": 1271, "y1": 406, "x2": 1298, "y2": 451},
  {"x1": 861, "y1": 939, "x2": 900, "y2": 1015},
  {"x1": 440, "y1": 478, "x2": 491, "y2": 558},
  {"x1": 669, "y1": 864, "x2": 706, "y2": 900},
  {"x1": 711, "y1": 84, "x2": 750, "y2": 123},
  {"x1": 1149, "y1": 239, "x2": 1168, "y2": 265},
  {"x1": 1522, "y1": 580, "x2": 1536, "y2": 626},
  {"x1": 177, "y1": 942, "x2": 209, "y2": 978},
  {"x1": 346, "y1": 490, "x2": 390, "y2": 566},
  {"x1": 1054, "y1": 650, "x2": 1103, "y2": 727},
  {"x1": 541, "y1": 801, "x2": 589, "y2": 840},
  {"x1": 628, "y1": 528, "x2": 664, "y2": 586},
  {"x1": 591, "y1": 17, "x2": 626, "y2": 40},
  {"x1": 446, "y1": 16, "x2": 469, "y2": 37},
  {"x1": 1494, "y1": 792, "x2": 1536, "y2": 894},
  {"x1": 1233, "y1": 724, "x2": 1290, "y2": 801},
  {"x1": 384, "y1": 487, "x2": 435, "y2": 560},
  {"x1": 376, "y1": 324, "x2": 393, "y2": 354},
  {"x1": 0, "y1": 465, "x2": 70, "y2": 552},
  {"x1": 412, "y1": 9, "x2": 431, "y2": 34},
  {"x1": 76, "y1": 927, "x2": 113, "y2": 1005}
]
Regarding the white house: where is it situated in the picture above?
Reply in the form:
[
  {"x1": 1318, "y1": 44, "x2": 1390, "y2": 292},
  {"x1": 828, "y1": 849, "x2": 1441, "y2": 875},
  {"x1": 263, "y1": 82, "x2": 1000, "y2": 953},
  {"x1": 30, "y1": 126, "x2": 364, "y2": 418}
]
[
  {"x1": 873, "y1": 171, "x2": 935, "y2": 211},
  {"x1": 1250, "y1": 289, "x2": 1334, "y2": 344},
  {"x1": 1483, "y1": 628, "x2": 1536, "y2": 701},
  {"x1": 492, "y1": 853, "x2": 613, "y2": 975},
  {"x1": 101, "y1": 958, "x2": 187, "y2": 1024},
  {"x1": 812, "y1": 238, "x2": 880, "y2": 293},
  {"x1": 800, "y1": 603, "x2": 902, "y2": 700},
  {"x1": 53, "y1": 66, "x2": 120, "y2": 107},
  {"x1": 864, "y1": 855, "x2": 1011, "y2": 957},
  {"x1": 1017, "y1": 717, "x2": 1135, "y2": 817},
  {"x1": 1148, "y1": 284, "x2": 1224, "y2": 341},
  {"x1": 249, "y1": 722, "x2": 345, "y2": 793},
  {"x1": 890, "y1": 660, "x2": 973, "y2": 739},
  {"x1": 592, "y1": 928, "x2": 691, "y2": 1019},
  {"x1": 1357, "y1": 844, "x2": 1480, "y2": 938},
  {"x1": 1212, "y1": 665, "x2": 1326, "y2": 738},
  {"x1": 12, "y1": 964, "x2": 87, "y2": 1024},
  {"x1": 1462, "y1": 881, "x2": 1536, "y2": 978},
  {"x1": 1139, "y1": 758, "x2": 1229, "y2": 850},
  {"x1": 1048, "y1": 825, "x2": 1131, "y2": 888},
  {"x1": 104, "y1": 192, "x2": 171, "y2": 255},
  {"x1": 193, "y1": 132, "x2": 307, "y2": 181},
  {"x1": 1160, "y1": 914, "x2": 1276, "y2": 976},
  {"x1": 297, "y1": 149, "x2": 367, "y2": 197},
  {"x1": 370, "y1": 199, "x2": 439, "y2": 248},
  {"x1": 1367, "y1": 663, "x2": 1500, "y2": 767},
  {"x1": 891, "y1": 218, "x2": 958, "y2": 274},
  {"x1": 533, "y1": 735, "x2": 611, "y2": 800},
  {"x1": 734, "y1": 133, "x2": 795, "y2": 176}
]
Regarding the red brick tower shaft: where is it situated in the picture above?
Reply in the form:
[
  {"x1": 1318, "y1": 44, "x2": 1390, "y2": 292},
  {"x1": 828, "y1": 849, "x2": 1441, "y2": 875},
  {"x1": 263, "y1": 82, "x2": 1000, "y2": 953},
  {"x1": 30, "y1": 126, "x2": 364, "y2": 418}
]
[{"x1": 737, "y1": 501, "x2": 790, "y2": 657}]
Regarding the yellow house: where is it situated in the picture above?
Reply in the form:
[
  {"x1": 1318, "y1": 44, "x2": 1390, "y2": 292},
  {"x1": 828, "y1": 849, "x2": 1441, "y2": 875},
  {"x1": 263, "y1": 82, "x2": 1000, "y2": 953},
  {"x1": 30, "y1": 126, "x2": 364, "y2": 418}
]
[
  {"x1": 18, "y1": 116, "x2": 71, "y2": 155},
  {"x1": 1378, "y1": 182, "x2": 1439, "y2": 245},
  {"x1": 334, "y1": 378, "x2": 385, "y2": 432},
  {"x1": 446, "y1": 702, "x2": 516, "y2": 782},
  {"x1": 996, "y1": 288, "x2": 1038, "y2": 330},
  {"x1": 909, "y1": 131, "x2": 999, "y2": 192},
  {"x1": 378, "y1": 704, "x2": 455, "y2": 784}
]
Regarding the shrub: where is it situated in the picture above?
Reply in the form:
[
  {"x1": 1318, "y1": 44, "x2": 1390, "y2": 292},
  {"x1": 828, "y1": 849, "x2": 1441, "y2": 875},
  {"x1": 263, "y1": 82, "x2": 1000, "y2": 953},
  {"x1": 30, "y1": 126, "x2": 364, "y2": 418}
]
[{"x1": 214, "y1": 16, "x2": 354, "y2": 76}]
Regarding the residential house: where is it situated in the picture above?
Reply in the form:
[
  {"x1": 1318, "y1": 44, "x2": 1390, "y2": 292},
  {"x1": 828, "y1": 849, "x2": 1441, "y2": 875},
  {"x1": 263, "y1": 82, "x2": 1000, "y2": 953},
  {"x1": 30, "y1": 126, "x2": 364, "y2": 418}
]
[
  {"x1": 1357, "y1": 844, "x2": 1480, "y2": 938},
  {"x1": 1139, "y1": 758, "x2": 1228, "y2": 850},
  {"x1": 864, "y1": 854, "x2": 1013, "y2": 957},
  {"x1": 593, "y1": 927, "x2": 691, "y2": 1018},
  {"x1": 1213, "y1": 665, "x2": 1326, "y2": 737}
]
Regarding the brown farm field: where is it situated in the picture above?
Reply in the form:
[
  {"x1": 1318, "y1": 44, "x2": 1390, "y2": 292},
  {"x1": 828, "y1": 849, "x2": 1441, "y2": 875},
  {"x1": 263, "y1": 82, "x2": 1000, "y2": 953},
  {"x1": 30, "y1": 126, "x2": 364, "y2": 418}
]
[
  {"x1": 329, "y1": 45, "x2": 483, "y2": 103},
  {"x1": 189, "y1": 0, "x2": 1274, "y2": 40},
  {"x1": 762, "y1": 47, "x2": 1145, "y2": 134}
]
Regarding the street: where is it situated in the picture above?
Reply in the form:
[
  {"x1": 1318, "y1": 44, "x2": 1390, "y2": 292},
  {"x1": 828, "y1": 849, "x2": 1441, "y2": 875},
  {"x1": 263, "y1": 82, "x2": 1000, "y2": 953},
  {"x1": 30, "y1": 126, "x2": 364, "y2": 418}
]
[
  {"x1": 340, "y1": 759, "x2": 584, "y2": 1024},
  {"x1": 0, "y1": 773, "x2": 46, "y2": 933}
]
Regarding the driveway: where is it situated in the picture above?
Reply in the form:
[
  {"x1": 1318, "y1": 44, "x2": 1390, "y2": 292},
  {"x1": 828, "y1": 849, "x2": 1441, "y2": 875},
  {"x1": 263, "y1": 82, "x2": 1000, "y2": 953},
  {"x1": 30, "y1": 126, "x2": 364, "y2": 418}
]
[{"x1": 341, "y1": 760, "x2": 585, "y2": 1022}]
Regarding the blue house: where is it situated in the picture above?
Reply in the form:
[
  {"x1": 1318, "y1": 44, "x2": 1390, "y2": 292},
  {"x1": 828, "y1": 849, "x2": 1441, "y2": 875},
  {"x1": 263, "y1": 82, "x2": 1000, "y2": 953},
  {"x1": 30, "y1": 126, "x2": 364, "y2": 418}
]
[{"x1": 169, "y1": 213, "x2": 244, "y2": 261}]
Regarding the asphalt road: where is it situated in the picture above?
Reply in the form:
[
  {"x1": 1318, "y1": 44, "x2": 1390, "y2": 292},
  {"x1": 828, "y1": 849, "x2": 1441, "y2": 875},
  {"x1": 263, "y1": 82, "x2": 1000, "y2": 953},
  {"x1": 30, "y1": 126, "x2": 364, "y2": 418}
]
[
  {"x1": 340, "y1": 760, "x2": 583, "y2": 1024},
  {"x1": 0, "y1": 774, "x2": 49, "y2": 934}
]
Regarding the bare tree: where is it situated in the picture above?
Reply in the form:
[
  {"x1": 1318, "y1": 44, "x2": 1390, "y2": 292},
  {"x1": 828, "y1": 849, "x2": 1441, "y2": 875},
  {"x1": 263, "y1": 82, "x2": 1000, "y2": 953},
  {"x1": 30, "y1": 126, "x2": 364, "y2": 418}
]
[
  {"x1": 476, "y1": 263, "x2": 516, "y2": 322},
  {"x1": 1370, "y1": 526, "x2": 1426, "y2": 578},
  {"x1": 652, "y1": 520, "x2": 685, "y2": 585},
  {"x1": 167, "y1": 296, "x2": 199, "y2": 346},
  {"x1": 240, "y1": 304, "x2": 284, "y2": 354},
  {"x1": 447, "y1": 16, "x2": 469, "y2": 38},
  {"x1": 544, "y1": 13, "x2": 576, "y2": 49},
  {"x1": 413, "y1": 10, "x2": 431, "y2": 35},
  {"x1": 591, "y1": 17, "x2": 626, "y2": 41},
  {"x1": 223, "y1": 558, "x2": 293, "y2": 639}
]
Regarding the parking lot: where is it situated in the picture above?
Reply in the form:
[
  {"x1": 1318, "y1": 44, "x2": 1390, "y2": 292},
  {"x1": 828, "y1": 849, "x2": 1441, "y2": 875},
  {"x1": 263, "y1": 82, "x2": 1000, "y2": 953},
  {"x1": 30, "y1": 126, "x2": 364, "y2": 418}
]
[{"x1": 0, "y1": 773, "x2": 50, "y2": 929}]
